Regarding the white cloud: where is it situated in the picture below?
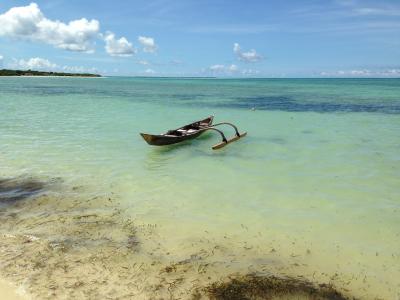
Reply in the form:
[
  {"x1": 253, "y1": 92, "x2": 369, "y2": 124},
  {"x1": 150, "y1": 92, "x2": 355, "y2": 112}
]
[
  {"x1": 233, "y1": 43, "x2": 263, "y2": 63},
  {"x1": 138, "y1": 60, "x2": 149, "y2": 65},
  {"x1": 228, "y1": 64, "x2": 238, "y2": 72},
  {"x1": 208, "y1": 64, "x2": 239, "y2": 75},
  {"x1": 104, "y1": 32, "x2": 135, "y2": 57},
  {"x1": 320, "y1": 69, "x2": 400, "y2": 77},
  {"x1": 0, "y1": 3, "x2": 42, "y2": 37},
  {"x1": 385, "y1": 69, "x2": 400, "y2": 76},
  {"x1": 241, "y1": 68, "x2": 260, "y2": 76},
  {"x1": 15, "y1": 57, "x2": 58, "y2": 70},
  {"x1": 138, "y1": 36, "x2": 157, "y2": 53},
  {"x1": 144, "y1": 68, "x2": 155, "y2": 74},
  {"x1": 62, "y1": 65, "x2": 98, "y2": 74},
  {"x1": 209, "y1": 64, "x2": 225, "y2": 72},
  {"x1": 335, "y1": 1, "x2": 400, "y2": 17},
  {"x1": 353, "y1": 7, "x2": 400, "y2": 16},
  {"x1": 0, "y1": 3, "x2": 100, "y2": 52},
  {"x1": 207, "y1": 64, "x2": 260, "y2": 76}
]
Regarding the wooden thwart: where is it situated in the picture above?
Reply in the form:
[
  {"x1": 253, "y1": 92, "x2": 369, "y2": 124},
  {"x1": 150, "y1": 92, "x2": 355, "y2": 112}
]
[{"x1": 212, "y1": 132, "x2": 247, "y2": 150}]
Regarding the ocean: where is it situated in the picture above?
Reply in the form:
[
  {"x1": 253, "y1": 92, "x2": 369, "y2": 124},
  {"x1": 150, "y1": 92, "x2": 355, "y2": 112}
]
[{"x1": 0, "y1": 77, "x2": 399, "y2": 299}]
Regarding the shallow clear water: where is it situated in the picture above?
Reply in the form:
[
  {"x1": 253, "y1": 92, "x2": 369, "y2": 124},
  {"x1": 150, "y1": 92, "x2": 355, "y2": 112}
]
[{"x1": 0, "y1": 77, "x2": 399, "y2": 299}]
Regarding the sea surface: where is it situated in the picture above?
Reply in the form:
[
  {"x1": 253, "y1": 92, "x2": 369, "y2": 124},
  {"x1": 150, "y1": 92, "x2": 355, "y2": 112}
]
[{"x1": 0, "y1": 77, "x2": 399, "y2": 299}]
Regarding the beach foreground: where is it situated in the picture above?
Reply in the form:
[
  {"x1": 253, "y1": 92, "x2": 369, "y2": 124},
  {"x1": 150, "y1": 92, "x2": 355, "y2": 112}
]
[
  {"x1": 1, "y1": 178, "x2": 351, "y2": 299},
  {"x1": 0, "y1": 77, "x2": 399, "y2": 299}
]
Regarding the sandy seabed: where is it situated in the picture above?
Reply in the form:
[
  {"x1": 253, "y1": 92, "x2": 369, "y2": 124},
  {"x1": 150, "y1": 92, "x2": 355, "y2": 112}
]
[
  {"x1": 0, "y1": 279, "x2": 27, "y2": 300},
  {"x1": 0, "y1": 176, "x2": 371, "y2": 300}
]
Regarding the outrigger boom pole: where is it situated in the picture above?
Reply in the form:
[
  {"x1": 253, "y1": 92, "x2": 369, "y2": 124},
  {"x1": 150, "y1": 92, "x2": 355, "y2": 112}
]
[{"x1": 200, "y1": 122, "x2": 247, "y2": 150}]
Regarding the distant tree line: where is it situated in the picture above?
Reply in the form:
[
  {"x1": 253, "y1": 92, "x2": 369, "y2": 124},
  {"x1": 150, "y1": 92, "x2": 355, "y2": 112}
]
[{"x1": 0, "y1": 69, "x2": 101, "y2": 77}]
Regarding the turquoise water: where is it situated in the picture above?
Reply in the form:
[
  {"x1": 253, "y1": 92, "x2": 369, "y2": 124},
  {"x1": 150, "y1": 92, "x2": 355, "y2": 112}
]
[{"x1": 0, "y1": 77, "x2": 399, "y2": 299}]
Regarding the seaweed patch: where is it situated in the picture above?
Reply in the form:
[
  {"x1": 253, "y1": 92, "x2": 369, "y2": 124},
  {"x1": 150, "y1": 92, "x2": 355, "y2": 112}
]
[
  {"x1": 204, "y1": 274, "x2": 353, "y2": 300},
  {"x1": 0, "y1": 177, "x2": 46, "y2": 203},
  {"x1": 209, "y1": 95, "x2": 400, "y2": 114},
  {"x1": 266, "y1": 136, "x2": 287, "y2": 145}
]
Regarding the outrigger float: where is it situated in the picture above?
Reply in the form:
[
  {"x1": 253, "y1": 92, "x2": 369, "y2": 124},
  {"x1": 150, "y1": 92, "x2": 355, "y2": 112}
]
[{"x1": 140, "y1": 116, "x2": 247, "y2": 150}]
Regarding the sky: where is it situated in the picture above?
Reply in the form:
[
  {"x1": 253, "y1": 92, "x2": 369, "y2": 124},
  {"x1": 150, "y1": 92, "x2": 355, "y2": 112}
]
[{"x1": 0, "y1": 0, "x2": 399, "y2": 77}]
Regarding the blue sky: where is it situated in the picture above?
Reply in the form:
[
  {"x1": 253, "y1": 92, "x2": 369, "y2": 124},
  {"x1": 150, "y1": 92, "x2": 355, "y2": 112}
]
[{"x1": 0, "y1": 0, "x2": 399, "y2": 77}]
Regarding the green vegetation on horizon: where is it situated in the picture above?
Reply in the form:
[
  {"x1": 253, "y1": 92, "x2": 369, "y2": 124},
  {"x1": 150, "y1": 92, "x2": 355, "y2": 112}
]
[{"x1": 0, "y1": 69, "x2": 101, "y2": 77}]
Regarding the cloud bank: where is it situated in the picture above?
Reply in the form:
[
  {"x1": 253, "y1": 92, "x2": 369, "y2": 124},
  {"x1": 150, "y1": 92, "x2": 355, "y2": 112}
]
[
  {"x1": 8, "y1": 56, "x2": 99, "y2": 74},
  {"x1": 15, "y1": 57, "x2": 57, "y2": 70},
  {"x1": 206, "y1": 63, "x2": 261, "y2": 77},
  {"x1": 320, "y1": 69, "x2": 400, "y2": 77},
  {"x1": 0, "y1": 3, "x2": 100, "y2": 52},
  {"x1": 0, "y1": 3, "x2": 139, "y2": 57}
]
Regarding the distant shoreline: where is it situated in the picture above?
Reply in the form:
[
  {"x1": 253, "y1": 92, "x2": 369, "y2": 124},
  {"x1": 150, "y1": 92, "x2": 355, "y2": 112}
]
[
  {"x1": 0, "y1": 69, "x2": 101, "y2": 77},
  {"x1": 0, "y1": 70, "x2": 398, "y2": 79}
]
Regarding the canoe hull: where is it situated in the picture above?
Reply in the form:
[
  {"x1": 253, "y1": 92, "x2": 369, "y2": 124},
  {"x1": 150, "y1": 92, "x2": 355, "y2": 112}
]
[
  {"x1": 140, "y1": 131, "x2": 205, "y2": 146},
  {"x1": 140, "y1": 116, "x2": 213, "y2": 146}
]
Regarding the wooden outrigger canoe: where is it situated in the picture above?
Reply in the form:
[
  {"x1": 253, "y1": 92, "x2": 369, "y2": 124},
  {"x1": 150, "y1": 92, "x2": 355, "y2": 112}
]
[
  {"x1": 140, "y1": 116, "x2": 214, "y2": 146},
  {"x1": 140, "y1": 116, "x2": 246, "y2": 150}
]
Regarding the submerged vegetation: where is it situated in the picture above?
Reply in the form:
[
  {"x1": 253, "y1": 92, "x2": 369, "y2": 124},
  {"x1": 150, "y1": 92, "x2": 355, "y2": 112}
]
[
  {"x1": 0, "y1": 177, "x2": 46, "y2": 203},
  {"x1": 205, "y1": 275, "x2": 350, "y2": 300},
  {"x1": 0, "y1": 69, "x2": 101, "y2": 77}
]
